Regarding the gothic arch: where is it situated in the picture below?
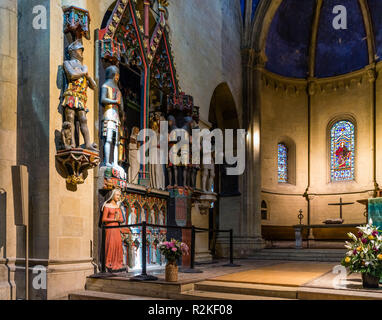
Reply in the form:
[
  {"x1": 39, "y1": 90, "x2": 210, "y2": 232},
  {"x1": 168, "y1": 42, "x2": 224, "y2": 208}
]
[
  {"x1": 209, "y1": 83, "x2": 239, "y2": 130},
  {"x1": 248, "y1": 0, "x2": 282, "y2": 51}
]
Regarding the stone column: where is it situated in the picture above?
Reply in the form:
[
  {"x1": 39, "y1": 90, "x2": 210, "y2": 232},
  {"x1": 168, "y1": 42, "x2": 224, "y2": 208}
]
[
  {"x1": 217, "y1": 48, "x2": 265, "y2": 258},
  {"x1": 241, "y1": 49, "x2": 266, "y2": 253},
  {"x1": 0, "y1": 0, "x2": 17, "y2": 300}
]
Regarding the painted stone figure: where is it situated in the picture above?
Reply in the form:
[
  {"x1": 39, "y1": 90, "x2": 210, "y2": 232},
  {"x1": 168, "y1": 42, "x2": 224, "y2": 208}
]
[
  {"x1": 189, "y1": 117, "x2": 200, "y2": 189},
  {"x1": 61, "y1": 121, "x2": 73, "y2": 150},
  {"x1": 119, "y1": 112, "x2": 129, "y2": 167},
  {"x1": 62, "y1": 39, "x2": 97, "y2": 150},
  {"x1": 150, "y1": 209, "x2": 156, "y2": 225},
  {"x1": 202, "y1": 149, "x2": 215, "y2": 193},
  {"x1": 128, "y1": 207, "x2": 137, "y2": 225},
  {"x1": 101, "y1": 188, "x2": 124, "y2": 272},
  {"x1": 101, "y1": 65, "x2": 127, "y2": 180},
  {"x1": 158, "y1": 210, "x2": 165, "y2": 226},
  {"x1": 181, "y1": 116, "x2": 193, "y2": 188},
  {"x1": 167, "y1": 115, "x2": 178, "y2": 188},
  {"x1": 149, "y1": 117, "x2": 166, "y2": 190},
  {"x1": 128, "y1": 127, "x2": 140, "y2": 184}
]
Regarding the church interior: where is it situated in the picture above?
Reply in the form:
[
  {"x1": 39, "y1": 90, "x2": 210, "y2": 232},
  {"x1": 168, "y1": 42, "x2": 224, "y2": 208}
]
[{"x1": 2, "y1": 0, "x2": 382, "y2": 301}]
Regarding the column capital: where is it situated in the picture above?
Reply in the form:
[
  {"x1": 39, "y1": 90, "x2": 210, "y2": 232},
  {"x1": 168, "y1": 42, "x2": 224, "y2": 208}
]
[{"x1": 241, "y1": 48, "x2": 267, "y2": 69}]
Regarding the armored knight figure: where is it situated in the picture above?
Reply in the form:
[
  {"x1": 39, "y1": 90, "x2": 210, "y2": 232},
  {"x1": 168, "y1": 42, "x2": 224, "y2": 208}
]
[
  {"x1": 62, "y1": 39, "x2": 97, "y2": 150},
  {"x1": 101, "y1": 65, "x2": 126, "y2": 180}
]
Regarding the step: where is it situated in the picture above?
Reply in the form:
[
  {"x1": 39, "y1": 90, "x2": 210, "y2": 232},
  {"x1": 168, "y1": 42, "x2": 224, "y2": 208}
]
[
  {"x1": 255, "y1": 249, "x2": 346, "y2": 253},
  {"x1": 69, "y1": 290, "x2": 167, "y2": 300},
  {"x1": 249, "y1": 256, "x2": 342, "y2": 262},
  {"x1": 194, "y1": 281, "x2": 298, "y2": 299},
  {"x1": 181, "y1": 290, "x2": 292, "y2": 300},
  {"x1": 250, "y1": 254, "x2": 344, "y2": 258},
  {"x1": 252, "y1": 251, "x2": 345, "y2": 256},
  {"x1": 297, "y1": 287, "x2": 382, "y2": 300},
  {"x1": 248, "y1": 249, "x2": 345, "y2": 262}
]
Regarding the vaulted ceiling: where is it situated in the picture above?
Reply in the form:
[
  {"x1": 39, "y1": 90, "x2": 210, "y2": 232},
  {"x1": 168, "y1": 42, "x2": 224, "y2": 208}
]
[{"x1": 262, "y1": 0, "x2": 382, "y2": 79}]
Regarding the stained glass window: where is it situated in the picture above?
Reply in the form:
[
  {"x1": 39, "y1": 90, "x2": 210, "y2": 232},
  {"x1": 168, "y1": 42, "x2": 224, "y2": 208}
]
[
  {"x1": 330, "y1": 121, "x2": 355, "y2": 182},
  {"x1": 278, "y1": 144, "x2": 288, "y2": 183}
]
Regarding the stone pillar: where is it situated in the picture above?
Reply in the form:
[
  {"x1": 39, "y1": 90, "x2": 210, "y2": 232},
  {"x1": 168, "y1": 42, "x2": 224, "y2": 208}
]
[
  {"x1": 241, "y1": 48, "x2": 266, "y2": 254},
  {"x1": 217, "y1": 49, "x2": 265, "y2": 258},
  {"x1": 14, "y1": 0, "x2": 96, "y2": 300},
  {"x1": 0, "y1": 0, "x2": 18, "y2": 300}
]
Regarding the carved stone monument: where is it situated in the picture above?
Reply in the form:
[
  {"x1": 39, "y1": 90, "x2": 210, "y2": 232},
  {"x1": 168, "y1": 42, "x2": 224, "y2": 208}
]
[{"x1": 56, "y1": 9, "x2": 99, "y2": 186}]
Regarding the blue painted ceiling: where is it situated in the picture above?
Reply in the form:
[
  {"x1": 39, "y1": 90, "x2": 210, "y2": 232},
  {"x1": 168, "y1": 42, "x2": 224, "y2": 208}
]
[
  {"x1": 241, "y1": 0, "x2": 260, "y2": 24},
  {"x1": 265, "y1": 0, "x2": 378, "y2": 78}
]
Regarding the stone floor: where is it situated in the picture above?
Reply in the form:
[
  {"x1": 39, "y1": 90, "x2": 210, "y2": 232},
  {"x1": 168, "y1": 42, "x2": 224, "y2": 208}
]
[{"x1": 71, "y1": 259, "x2": 382, "y2": 300}]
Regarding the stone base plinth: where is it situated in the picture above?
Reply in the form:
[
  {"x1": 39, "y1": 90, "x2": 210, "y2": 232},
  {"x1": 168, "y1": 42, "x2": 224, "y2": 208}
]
[
  {"x1": 1, "y1": 260, "x2": 94, "y2": 300},
  {"x1": 0, "y1": 262, "x2": 16, "y2": 300},
  {"x1": 195, "y1": 251, "x2": 213, "y2": 264},
  {"x1": 216, "y1": 236, "x2": 265, "y2": 258}
]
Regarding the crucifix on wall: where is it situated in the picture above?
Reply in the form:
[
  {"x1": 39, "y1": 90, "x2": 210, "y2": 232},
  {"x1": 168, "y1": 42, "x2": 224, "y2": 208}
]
[{"x1": 328, "y1": 197, "x2": 354, "y2": 220}]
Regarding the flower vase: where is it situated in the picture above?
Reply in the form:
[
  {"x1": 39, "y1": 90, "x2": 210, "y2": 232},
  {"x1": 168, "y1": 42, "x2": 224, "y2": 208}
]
[
  {"x1": 362, "y1": 273, "x2": 380, "y2": 289},
  {"x1": 165, "y1": 260, "x2": 178, "y2": 282}
]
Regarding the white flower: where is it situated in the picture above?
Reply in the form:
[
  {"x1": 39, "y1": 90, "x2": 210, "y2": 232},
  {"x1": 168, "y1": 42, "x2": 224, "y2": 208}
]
[{"x1": 348, "y1": 232, "x2": 357, "y2": 241}]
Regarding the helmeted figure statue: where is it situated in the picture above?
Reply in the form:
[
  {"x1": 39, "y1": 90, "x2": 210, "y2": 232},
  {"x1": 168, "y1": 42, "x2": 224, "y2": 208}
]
[
  {"x1": 101, "y1": 65, "x2": 126, "y2": 180},
  {"x1": 62, "y1": 39, "x2": 97, "y2": 150},
  {"x1": 167, "y1": 115, "x2": 178, "y2": 188}
]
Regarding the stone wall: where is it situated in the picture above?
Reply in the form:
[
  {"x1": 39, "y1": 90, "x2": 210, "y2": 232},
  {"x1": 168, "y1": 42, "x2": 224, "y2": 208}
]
[
  {"x1": 0, "y1": 0, "x2": 17, "y2": 300},
  {"x1": 260, "y1": 67, "x2": 376, "y2": 227},
  {"x1": 0, "y1": 0, "x2": 244, "y2": 299}
]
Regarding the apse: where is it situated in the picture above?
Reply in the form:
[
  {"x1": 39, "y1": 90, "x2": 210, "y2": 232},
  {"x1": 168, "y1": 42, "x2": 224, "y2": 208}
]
[{"x1": 265, "y1": 0, "x2": 381, "y2": 79}]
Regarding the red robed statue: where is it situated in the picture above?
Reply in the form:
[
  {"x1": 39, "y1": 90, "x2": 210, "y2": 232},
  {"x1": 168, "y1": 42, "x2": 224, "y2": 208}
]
[{"x1": 102, "y1": 188, "x2": 124, "y2": 272}]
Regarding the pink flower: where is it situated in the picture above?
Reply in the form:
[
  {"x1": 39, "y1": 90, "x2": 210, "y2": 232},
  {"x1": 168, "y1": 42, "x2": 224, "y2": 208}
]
[
  {"x1": 358, "y1": 232, "x2": 363, "y2": 238},
  {"x1": 171, "y1": 248, "x2": 177, "y2": 252},
  {"x1": 362, "y1": 238, "x2": 368, "y2": 244},
  {"x1": 170, "y1": 242, "x2": 175, "y2": 248},
  {"x1": 372, "y1": 231, "x2": 379, "y2": 237},
  {"x1": 353, "y1": 249, "x2": 357, "y2": 255}
]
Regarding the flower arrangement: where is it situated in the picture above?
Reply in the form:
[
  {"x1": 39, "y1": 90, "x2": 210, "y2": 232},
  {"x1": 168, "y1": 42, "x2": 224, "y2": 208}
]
[
  {"x1": 159, "y1": 239, "x2": 189, "y2": 264},
  {"x1": 341, "y1": 221, "x2": 382, "y2": 278}
]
